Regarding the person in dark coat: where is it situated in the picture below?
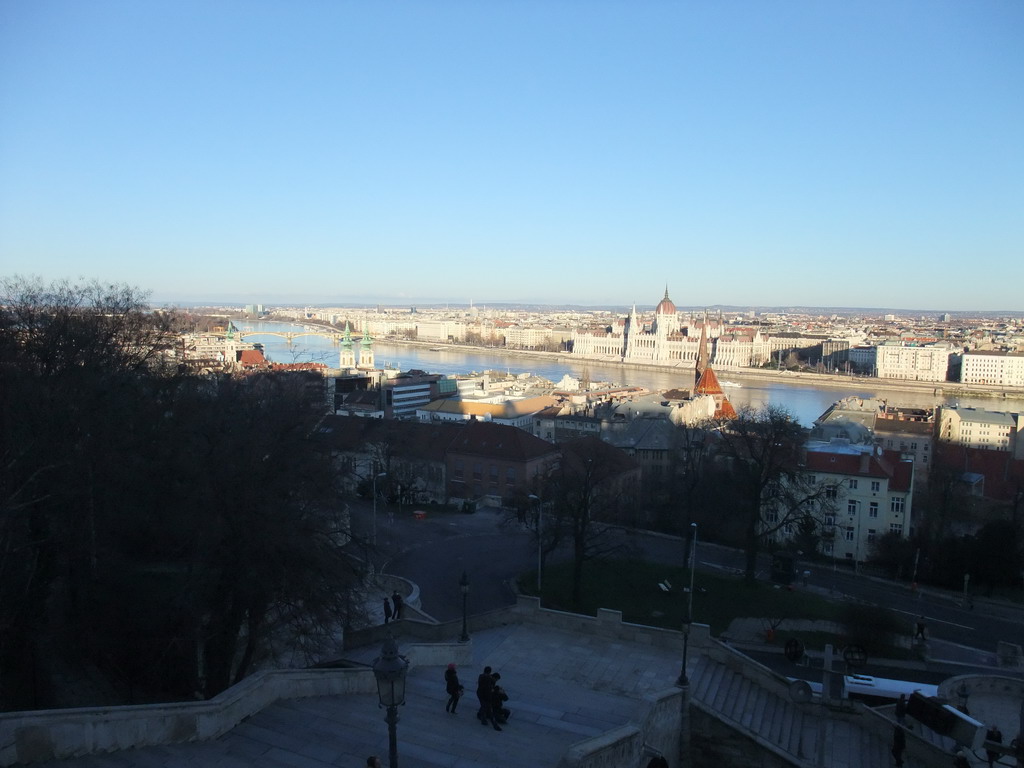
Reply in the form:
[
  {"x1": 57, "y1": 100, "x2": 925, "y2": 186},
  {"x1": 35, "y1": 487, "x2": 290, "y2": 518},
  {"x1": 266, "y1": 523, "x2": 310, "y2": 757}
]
[
  {"x1": 986, "y1": 725, "x2": 1003, "y2": 768},
  {"x1": 382, "y1": 597, "x2": 392, "y2": 625},
  {"x1": 444, "y1": 663, "x2": 463, "y2": 714},
  {"x1": 895, "y1": 693, "x2": 907, "y2": 725},
  {"x1": 391, "y1": 590, "x2": 403, "y2": 619},
  {"x1": 490, "y1": 672, "x2": 510, "y2": 724},
  {"x1": 891, "y1": 725, "x2": 906, "y2": 767},
  {"x1": 476, "y1": 665, "x2": 500, "y2": 730}
]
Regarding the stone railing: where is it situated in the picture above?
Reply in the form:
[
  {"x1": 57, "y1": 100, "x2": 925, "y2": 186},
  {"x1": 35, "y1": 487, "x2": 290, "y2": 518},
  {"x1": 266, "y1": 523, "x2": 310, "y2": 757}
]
[
  {"x1": 0, "y1": 667, "x2": 375, "y2": 766},
  {"x1": 514, "y1": 595, "x2": 713, "y2": 651},
  {"x1": 557, "y1": 688, "x2": 682, "y2": 768},
  {"x1": 938, "y1": 673, "x2": 1024, "y2": 703},
  {"x1": 0, "y1": 598, "x2": 709, "y2": 768}
]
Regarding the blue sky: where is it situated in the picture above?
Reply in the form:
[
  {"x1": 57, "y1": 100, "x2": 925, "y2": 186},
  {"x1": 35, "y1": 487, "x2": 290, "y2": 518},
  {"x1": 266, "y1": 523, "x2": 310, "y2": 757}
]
[{"x1": 1, "y1": 1, "x2": 1021, "y2": 311}]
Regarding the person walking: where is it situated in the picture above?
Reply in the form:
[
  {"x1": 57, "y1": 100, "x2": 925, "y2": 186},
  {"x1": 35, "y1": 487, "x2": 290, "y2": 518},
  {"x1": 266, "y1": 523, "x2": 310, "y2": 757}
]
[
  {"x1": 444, "y1": 663, "x2": 463, "y2": 714},
  {"x1": 490, "y1": 672, "x2": 510, "y2": 724},
  {"x1": 914, "y1": 616, "x2": 927, "y2": 641},
  {"x1": 382, "y1": 596, "x2": 392, "y2": 625},
  {"x1": 366, "y1": 756, "x2": 382, "y2": 768},
  {"x1": 476, "y1": 665, "x2": 501, "y2": 730},
  {"x1": 895, "y1": 693, "x2": 907, "y2": 725},
  {"x1": 986, "y1": 725, "x2": 1003, "y2": 768},
  {"x1": 391, "y1": 590, "x2": 403, "y2": 620},
  {"x1": 891, "y1": 725, "x2": 906, "y2": 767}
]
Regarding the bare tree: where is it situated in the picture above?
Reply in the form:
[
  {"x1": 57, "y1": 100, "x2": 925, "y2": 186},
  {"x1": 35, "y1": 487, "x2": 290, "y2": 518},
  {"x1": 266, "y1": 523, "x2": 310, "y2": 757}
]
[
  {"x1": 713, "y1": 405, "x2": 832, "y2": 583},
  {"x1": 543, "y1": 437, "x2": 636, "y2": 608}
]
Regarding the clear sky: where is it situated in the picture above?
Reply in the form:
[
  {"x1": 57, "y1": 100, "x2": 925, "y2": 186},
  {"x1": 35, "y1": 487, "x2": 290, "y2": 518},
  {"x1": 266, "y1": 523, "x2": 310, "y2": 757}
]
[{"x1": 1, "y1": 1, "x2": 1021, "y2": 311}]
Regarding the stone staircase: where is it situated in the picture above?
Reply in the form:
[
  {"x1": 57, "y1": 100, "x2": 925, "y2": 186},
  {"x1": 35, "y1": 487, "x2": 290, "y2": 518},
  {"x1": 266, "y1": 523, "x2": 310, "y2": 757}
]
[{"x1": 690, "y1": 649, "x2": 940, "y2": 768}]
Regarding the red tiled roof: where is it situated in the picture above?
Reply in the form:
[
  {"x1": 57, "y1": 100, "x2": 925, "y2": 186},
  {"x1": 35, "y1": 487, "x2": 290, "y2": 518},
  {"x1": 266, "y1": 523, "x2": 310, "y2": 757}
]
[
  {"x1": 694, "y1": 367, "x2": 737, "y2": 419},
  {"x1": 239, "y1": 349, "x2": 267, "y2": 365},
  {"x1": 804, "y1": 449, "x2": 914, "y2": 491}
]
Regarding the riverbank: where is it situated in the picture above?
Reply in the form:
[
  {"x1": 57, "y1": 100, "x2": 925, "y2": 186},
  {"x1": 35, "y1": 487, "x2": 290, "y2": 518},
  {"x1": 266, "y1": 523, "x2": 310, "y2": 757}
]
[{"x1": 385, "y1": 338, "x2": 1024, "y2": 403}]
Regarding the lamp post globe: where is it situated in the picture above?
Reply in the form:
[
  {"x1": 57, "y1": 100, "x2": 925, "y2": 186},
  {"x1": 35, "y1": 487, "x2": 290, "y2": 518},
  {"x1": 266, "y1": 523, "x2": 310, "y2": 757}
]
[{"x1": 372, "y1": 636, "x2": 409, "y2": 768}]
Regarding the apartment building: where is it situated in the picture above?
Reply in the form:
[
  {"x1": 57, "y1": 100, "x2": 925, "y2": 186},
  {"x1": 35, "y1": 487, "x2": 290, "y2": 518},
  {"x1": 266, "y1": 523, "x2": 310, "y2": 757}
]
[
  {"x1": 960, "y1": 351, "x2": 1024, "y2": 388},
  {"x1": 938, "y1": 406, "x2": 1022, "y2": 458},
  {"x1": 874, "y1": 341, "x2": 952, "y2": 382},
  {"x1": 804, "y1": 447, "x2": 914, "y2": 564}
]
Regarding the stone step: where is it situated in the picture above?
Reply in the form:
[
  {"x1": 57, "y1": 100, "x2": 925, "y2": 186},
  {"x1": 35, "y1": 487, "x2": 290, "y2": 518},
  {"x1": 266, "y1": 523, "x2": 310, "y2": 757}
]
[
  {"x1": 727, "y1": 675, "x2": 751, "y2": 722},
  {"x1": 711, "y1": 668, "x2": 737, "y2": 711},
  {"x1": 786, "y1": 705, "x2": 802, "y2": 755},
  {"x1": 799, "y1": 719, "x2": 817, "y2": 760}
]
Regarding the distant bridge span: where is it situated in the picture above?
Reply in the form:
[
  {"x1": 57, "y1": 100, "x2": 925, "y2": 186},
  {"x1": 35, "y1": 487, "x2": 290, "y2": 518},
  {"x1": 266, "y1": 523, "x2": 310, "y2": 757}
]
[{"x1": 237, "y1": 328, "x2": 354, "y2": 344}]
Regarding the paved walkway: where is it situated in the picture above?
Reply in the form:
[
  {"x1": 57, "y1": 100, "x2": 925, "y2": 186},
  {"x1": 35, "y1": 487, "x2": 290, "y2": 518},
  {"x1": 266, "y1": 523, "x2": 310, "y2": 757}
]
[{"x1": 35, "y1": 623, "x2": 684, "y2": 768}]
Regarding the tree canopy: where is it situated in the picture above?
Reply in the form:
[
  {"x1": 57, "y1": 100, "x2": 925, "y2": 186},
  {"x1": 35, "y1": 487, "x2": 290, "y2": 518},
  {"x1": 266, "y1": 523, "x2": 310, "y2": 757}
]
[{"x1": 1, "y1": 277, "x2": 361, "y2": 710}]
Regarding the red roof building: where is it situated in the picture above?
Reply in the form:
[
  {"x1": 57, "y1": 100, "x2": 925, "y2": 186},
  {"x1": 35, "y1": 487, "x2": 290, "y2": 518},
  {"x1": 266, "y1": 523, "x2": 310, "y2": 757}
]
[{"x1": 803, "y1": 448, "x2": 914, "y2": 564}]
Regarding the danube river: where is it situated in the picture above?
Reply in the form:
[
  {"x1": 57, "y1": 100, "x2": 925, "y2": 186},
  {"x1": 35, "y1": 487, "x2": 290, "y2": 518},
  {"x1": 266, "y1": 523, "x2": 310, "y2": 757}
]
[{"x1": 241, "y1": 320, "x2": 1001, "y2": 427}]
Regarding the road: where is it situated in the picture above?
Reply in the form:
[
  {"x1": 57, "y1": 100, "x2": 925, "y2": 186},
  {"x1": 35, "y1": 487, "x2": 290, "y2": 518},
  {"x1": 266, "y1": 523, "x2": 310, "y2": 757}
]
[{"x1": 354, "y1": 501, "x2": 1024, "y2": 663}]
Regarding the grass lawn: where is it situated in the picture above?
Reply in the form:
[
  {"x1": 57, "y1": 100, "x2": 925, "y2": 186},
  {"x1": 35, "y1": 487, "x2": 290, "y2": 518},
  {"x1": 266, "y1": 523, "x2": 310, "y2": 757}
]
[{"x1": 521, "y1": 558, "x2": 844, "y2": 636}]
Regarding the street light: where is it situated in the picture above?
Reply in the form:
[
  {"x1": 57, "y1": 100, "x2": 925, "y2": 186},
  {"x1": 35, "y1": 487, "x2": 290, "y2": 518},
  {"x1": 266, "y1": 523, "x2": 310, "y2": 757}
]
[
  {"x1": 677, "y1": 522, "x2": 698, "y2": 768},
  {"x1": 372, "y1": 636, "x2": 409, "y2": 768},
  {"x1": 372, "y1": 471, "x2": 388, "y2": 546},
  {"x1": 529, "y1": 494, "x2": 542, "y2": 597},
  {"x1": 459, "y1": 570, "x2": 470, "y2": 642},
  {"x1": 677, "y1": 522, "x2": 698, "y2": 687}
]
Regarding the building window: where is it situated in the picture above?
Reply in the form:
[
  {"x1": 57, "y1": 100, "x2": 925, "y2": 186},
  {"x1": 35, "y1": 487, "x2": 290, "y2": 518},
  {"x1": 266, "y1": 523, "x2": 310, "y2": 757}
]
[
  {"x1": 506, "y1": 467, "x2": 517, "y2": 485},
  {"x1": 489, "y1": 465, "x2": 499, "y2": 483},
  {"x1": 845, "y1": 527, "x2": 854, "y2": 541},
  {"x1": 890, "y1": 523, "x2": 903, "y2": 535},
  {"x1": 473, "y1": 463, "x2": 482, "y2": 481},
  {"x1": 871, "y1": 481, "x2": 880, "y2": 492},
  {"x1": 824, "y1": 543, "x2": 833, "y2": 555},
  {"x1": 826, "y1": 485, "x2": 838, "y2": 500},
  {"x1": 869, "y1": 502, "x2": 878, "y2": 518},
  {"x1": 891, "y1": 497, "x2": 905, "y2": 514},
  {"x1": 848, "y1": 479, "x2": 858, "y2": 490},
  {"x1": 848, "y1": 500, "x2": 858, "y2": 515},
  {"x1": 867, "y1": 529, "x2": 877, "y2": 543},
  {"x1": 454, "y1": 460, "x2": 463, "y2": 481},
  {"x1": 825, "y1": 515, "x2": 836, "y2": 527}
]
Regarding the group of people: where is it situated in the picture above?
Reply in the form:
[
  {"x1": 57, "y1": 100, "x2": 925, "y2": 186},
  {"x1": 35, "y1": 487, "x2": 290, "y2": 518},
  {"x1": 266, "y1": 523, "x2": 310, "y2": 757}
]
[
  {"x1": 442, "y1": 664, "x2": 510, "y2": 730},
  {"x1": 381, "y1": 590, "x2": 403, "y2": 623}
]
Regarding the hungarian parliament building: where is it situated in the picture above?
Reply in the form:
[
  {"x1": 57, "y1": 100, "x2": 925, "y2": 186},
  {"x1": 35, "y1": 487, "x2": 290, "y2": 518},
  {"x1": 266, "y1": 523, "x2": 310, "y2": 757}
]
[{"x1": 570, "y1": 288, "x2": 773, "y2": 370}]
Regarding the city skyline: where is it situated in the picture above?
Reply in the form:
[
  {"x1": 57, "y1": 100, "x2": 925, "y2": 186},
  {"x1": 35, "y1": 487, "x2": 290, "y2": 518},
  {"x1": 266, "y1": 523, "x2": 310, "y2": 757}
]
[{"x1": 1, "y1": 2, "x2": 1022, "y2": 311}]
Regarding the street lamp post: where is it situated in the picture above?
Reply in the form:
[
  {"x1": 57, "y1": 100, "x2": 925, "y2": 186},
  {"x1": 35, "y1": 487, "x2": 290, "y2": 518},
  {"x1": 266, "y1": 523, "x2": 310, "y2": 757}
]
[
  {"x1": 677, "y1": 522, "x2": 697, "y2": 768},
  {"x1": 529, "y1": 494, "x2": 542, "y2": 597},
  {"x1": 372, "y1": 471, "x2": 387, "y2": 547},
  {"x1": 677, "y1": 523, "x2": 698, "y2": 686},
  {"x1": 372, "y1": 636, "x2": 409, "y2": 768},
  {"x1": 459, "y1": 570, "x2": 470, "y2": 642}
]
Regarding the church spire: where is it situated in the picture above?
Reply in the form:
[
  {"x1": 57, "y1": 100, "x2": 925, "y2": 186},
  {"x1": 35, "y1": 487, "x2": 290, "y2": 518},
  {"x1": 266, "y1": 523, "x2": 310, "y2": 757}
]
[{"x1": 695, "y1": 311, "x2": 709, "y2": 388}]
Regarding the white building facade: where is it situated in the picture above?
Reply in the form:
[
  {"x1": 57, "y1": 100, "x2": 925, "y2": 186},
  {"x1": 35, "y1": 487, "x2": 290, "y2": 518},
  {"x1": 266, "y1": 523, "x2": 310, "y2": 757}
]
[
  {"x1": 804, "y1": 447, "x2": 915, "y2": 564},
  {"x1": 960, "y1": 352, "x2": 1024, "y2": 388},
  {"x1": 938, "y1": 406, "x2": 1022, "y2": 457},
  {"x1": 571, "y1": 288, "x2": 773, "y2": 369},
  {"x1": 874, "y1": 342, "x2": 952, "y2": 382}
]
